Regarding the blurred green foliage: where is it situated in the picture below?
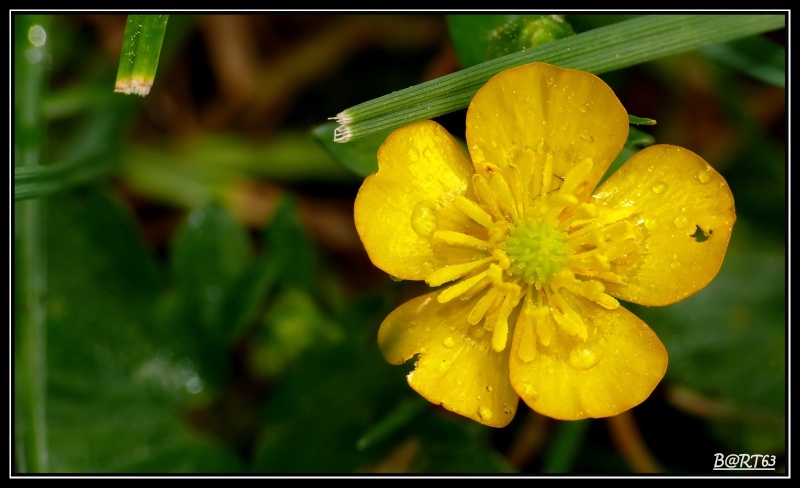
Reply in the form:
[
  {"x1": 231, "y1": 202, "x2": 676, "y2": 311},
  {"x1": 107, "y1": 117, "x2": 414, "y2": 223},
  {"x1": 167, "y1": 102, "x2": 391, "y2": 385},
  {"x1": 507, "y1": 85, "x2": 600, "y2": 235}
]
[{"x1": 13, "y1": 13, "x2": 786, "y2": 475}]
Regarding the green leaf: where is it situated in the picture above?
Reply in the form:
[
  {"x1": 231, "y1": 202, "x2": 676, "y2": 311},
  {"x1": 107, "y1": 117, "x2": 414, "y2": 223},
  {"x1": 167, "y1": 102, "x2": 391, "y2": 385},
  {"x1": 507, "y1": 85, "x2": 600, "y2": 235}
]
[
  {"x1": 114, "y1": 15, "x2": 168, "y2": 96},
  {"x1": 251, "y1": 294, "x2": 406, "y2": 473},
  {"x1": 700, "y1": 36, "x2": 785, "y2": 88},
  {"x1": 333, "y1": 14, "x2": 785, "y2": 143},
  {"x1": 311, "y1": 122, "x2": 389, "y2": 178},
  {"x1": 40, "y1": 187, "x2": 242, "y2": 472},
  {"x1": 263, "y1": 194, "x2": 318, "y2": 291},
  {"x1": 171, "y1": 203, "x2": 253, "y2": 332},
  {"x1": 249, "y1": 288, "x2": 343, "y2": 379},
  {"x1": 628, "y1": 114, "x2": 657, "y2": 125},
  {"x1": 407, "y1": 415, "x2": 516, "y2": 473}
]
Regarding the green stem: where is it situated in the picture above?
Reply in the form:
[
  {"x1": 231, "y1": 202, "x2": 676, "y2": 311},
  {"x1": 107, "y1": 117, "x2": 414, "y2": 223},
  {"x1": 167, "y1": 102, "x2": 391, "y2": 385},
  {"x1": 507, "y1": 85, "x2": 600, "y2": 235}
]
[
  {"x1": 541, "y1": 419, "x2": 591, "y2": 473},
  {"x1": 14, "y1": 15, "x2": 50, "y2": 473},
  {"x1": 334, "y1": 14, "x2": 785, "y2": 143}
]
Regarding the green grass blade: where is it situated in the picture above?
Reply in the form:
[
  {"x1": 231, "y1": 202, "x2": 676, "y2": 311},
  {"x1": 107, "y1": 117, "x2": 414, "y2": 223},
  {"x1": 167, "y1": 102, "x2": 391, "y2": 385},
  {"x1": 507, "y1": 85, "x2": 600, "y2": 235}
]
[
  {"x1": 114, "y1": 14, "x2": 169, "y2": 96},
  {"x1": 14, "y1": 14, "x2": 51, "y2": 473},
  {"x1": 333, "y1": 14, "x2": 785, "y2": 143},
  {"x1": 14, "y1": 156, "x2": 118, "y2": 201}
]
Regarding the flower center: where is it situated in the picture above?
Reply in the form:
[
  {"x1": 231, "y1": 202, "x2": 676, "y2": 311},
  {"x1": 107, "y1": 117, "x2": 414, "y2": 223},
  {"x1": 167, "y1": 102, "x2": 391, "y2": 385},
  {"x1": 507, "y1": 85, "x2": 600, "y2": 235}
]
[{"x1": 504, "y1": 220, "x2": 572, "y2": 288}]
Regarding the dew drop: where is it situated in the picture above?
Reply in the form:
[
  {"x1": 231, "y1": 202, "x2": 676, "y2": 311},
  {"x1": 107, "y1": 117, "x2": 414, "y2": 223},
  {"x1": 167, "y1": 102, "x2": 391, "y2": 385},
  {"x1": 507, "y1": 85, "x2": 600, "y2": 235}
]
[
  {"x1": 546, "y1": 77, "x2": 555, "y2": 87},
  {"x1": 697, "y1": 168, "x2": 711, "y2": 184},
  {"x1": 389, "y1": 275, "x2": 403, "y2": 282},
  {"x1": 580, "y1": 101, "x2": 592, "y2": 113},
  {"x1": 423, "y1": 147, "x2": 433, "y2": 159},
  {"x1": 410, "y1": 200, "x2": 437, "y2": 238},
  {"x1": 670, "y1": 261, "x2": 681, "y2": 270},
  {"x1": 673, "y1": 216, "x2": 689, "y2": 229},
  {"x1": 486, "y1": 385, "x2": 493, "y2": 392},
  {"x1": 567, "y1": 92, "x2": 575, "y2": 101},
  {"x1": 568, "y1": 345, "x2": 603, "y2": 371},
  {"x1": 579, "y1": 129, "x2": 593, "y2": 141},
  {"x1": 420, "y1": 347, "x2": 428, "y2": 355},
  {"x1": 408, "y1": 148, "x2": 419, "y2": 162},
  {"x1": 478, "y1": 406, "x2": 493, "y2": 421},
  {"x1": 502, "y1": 403, "x2": 513, "y2": 415},
  {"x1": 651, "y1": 181, "x2": 667, "y2": 194},
  {"x1": 644, "y1": 217, "x2": 658, "y2": 230},
  {"x1": 443, "y1": 337, "x2": 456, "y2": 348}
]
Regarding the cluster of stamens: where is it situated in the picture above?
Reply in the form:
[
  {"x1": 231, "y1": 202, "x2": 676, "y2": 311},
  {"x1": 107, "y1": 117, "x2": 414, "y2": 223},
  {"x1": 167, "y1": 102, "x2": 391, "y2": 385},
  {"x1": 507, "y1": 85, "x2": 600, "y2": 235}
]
[{"x1": 414, "y1": 151, "x2": 638, "y2": 361}]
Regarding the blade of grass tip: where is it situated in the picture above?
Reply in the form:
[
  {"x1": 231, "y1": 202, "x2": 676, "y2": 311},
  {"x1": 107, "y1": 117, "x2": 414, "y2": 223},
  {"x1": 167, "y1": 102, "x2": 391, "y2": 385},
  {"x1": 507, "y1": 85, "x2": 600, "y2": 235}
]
[
  {"x1": 540, "y1": 419, "x2": 591, "y2": 473},
  {"x1": 114, "y1": 14, "x2": 169, "y2": 96},
  {"x1": 14, "y1": 14, "x2": 50, "y2": 473},
  {"x1": 334, "y1": 14, "x2": 785, "y2": 143}
]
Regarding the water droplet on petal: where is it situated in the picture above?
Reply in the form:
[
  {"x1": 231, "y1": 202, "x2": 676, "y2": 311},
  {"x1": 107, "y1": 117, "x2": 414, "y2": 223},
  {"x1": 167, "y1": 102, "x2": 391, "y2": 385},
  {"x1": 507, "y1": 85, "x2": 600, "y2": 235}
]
[
  {"x1": 546, "y1": 77, "x2": 555, "y2": 86},
  {"x1": 670, "y1": 261, "x2": 681, "y2": 270},
  {"x1": 697, "y1": 168, "x2": 711, "y2": 184},
  {"x1": 644, "y1": 217, "x2": 658, "y2": 230},
  {"x1": 478, "y1": 406, "x2": 493, "y2": 421},
  {"x1": 419, "y1": 347, "x2": 428, "y2": 355},
  {"x1": 579, "y1": 129, "x2": 593, "y2": 141},
  {"x1": 408, "y1": 148, "x2": 419, "y2": 161},
  {"x1": 674, "y1": 216, "x2": 689, "y2": 229},
  {"x1": 486, "y1": 385, "x2": 493, "y2": 392},
  {"x1": 443, "y1": 337, "x2": 456, "y2": 348},
  {"x1": 410, "y1": 201, "x2": 437, "y2": 238},
  {"x1": 580, "y1": 101, "x2": 592, "y2": 113},
  {"x1": 651, "y1": 181, "x2": 667, "y2": 194},
  {"x1": 423, "y1": 147, "x2": 433, "y2": 159},
  {"x1": 389, "y1": 275, "x2": 403, "y2": 282},
  {"x1": 568, "y1": 345, "x2": 603, "y2": 370}
]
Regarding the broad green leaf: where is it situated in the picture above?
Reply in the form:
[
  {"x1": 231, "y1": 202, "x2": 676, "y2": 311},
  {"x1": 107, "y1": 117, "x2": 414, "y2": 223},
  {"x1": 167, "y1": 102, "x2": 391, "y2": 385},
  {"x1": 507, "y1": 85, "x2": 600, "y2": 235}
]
[
  {"x1": 171, "y1": 203, "x2": 253, "y2": 332},
  {"x1": 41, "y1": 188, "x2": 241, "y2": 472}
]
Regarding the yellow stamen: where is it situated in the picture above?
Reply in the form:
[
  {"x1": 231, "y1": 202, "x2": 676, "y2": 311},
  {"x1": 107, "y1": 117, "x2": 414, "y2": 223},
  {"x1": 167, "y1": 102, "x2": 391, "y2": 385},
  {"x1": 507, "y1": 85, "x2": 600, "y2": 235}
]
[
  {"x1": 472, "y1": 174, "x2": 503, "y2": 221},
  {"x1": 454, "y1": 196, "x2": 494, "y2": 229},
  {"x1": 426, "y1": 257, "x2": 493, "y2": 287},
  {"x1": 433, "y1": 230, "x2": 493, "y2": 251},
  {"x1": 437, "y1": 269, "x2": 489, "y2": 304}
]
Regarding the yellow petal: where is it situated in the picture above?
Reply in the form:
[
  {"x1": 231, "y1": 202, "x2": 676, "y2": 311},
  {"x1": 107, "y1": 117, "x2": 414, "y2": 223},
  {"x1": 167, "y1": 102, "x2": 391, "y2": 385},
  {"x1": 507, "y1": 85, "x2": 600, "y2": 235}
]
[
  {"x1": 593, "y1": 144, "x2": 736, "y2": 305},
  {"x1": 466, "y1": 62, "x2": 628, "y2": 202},
  {"x1": 378, "y1": 289, "x2": 519, "y2": 427},
  {"x1": 509, "y1": 292, "x2": 667, "y2": 420},
  {"x1": 354, "y1": 120, "x2": 482, "y2": 280}
]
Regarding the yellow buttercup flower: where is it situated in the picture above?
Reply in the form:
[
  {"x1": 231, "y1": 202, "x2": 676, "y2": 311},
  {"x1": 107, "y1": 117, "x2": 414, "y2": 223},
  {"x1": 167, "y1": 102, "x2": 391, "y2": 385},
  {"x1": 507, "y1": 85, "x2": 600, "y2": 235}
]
[{"x1": 354, "y1": 62, "x2": 735, "y2": 427}]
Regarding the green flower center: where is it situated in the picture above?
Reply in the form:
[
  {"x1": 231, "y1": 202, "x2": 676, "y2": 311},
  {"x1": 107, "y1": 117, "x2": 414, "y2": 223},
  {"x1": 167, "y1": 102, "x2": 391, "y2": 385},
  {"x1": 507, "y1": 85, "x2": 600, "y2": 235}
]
[{"x1": 504, "y1": 219, "x2": 572, "y2": 287}]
